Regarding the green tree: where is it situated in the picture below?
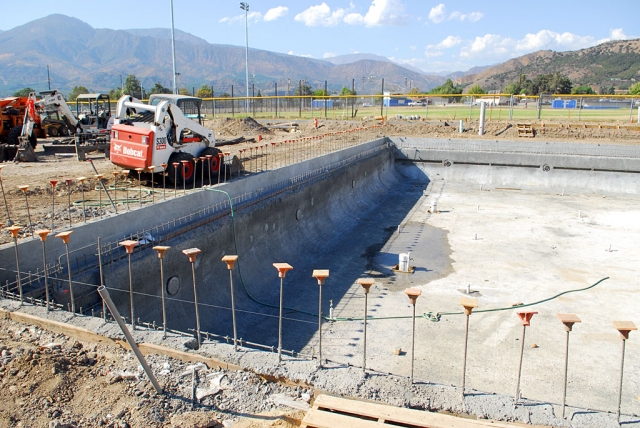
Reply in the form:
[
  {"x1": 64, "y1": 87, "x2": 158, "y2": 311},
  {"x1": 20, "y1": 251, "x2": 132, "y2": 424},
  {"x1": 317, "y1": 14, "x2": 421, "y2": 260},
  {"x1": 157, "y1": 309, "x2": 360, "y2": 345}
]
[
  {"x1": 429, "y1": 79, "x2": 462, "y2": 95},
  {"x1": 504, "y1": 83, "x2": 520, "y2": 95},
  {"x1": 108, "y1": 88, "x2": 123, "y2": 100},
  {"x1": 13, "y1": 87, "x2": 35, "y2": 97},
  {"x1": 178, "y1": 88, "x2": 190, "y2": 96},
  {"x1": 629, "y1": 82, "x2": 640, "y2": 95},
  {"x1": 313, "y1": 89, "x2": 328, "y2": 97},
  {"x1": 409, "y1": 87, "x2": 422, "y2": 95},
  {"x1": 68, "y1": 86, "x2": 90, "y2": 101},
  {"x1": 150, "y1": 82, "x2": 172, "y2": 94},
  {"x1": 219, "y1": 92, "x2": 231, "y2": 98},
  {"x1": 195, "y1": 85, "x2": 213, "y2": 98},
  {"x1": 467, "y1": 84, "x2": 487, "y2": 95},
  {"x1": 340, "y1": 87, "x2": 356, "y2": 96},
  {"x1": 571, "y1": 85, "x2": 595, "y2": 95},
  {"x1": 293, "y1": 84, "x2": 312, "y2": 96},
  {"x1": 124, "y1": 75, "x2": 142, "y2": 98}
]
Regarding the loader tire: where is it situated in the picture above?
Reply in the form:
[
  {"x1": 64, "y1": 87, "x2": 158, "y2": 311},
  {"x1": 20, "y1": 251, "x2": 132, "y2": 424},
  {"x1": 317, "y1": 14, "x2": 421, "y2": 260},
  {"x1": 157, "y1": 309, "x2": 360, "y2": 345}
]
[
  {"x1": 7, "y1": 126, "x2": 37, "y2": 149},
  {"x1": 199, "y1": 147, "x2": 222, "y2": 184},
  {"x1": 167, "y1": 152, "x2": 195, "y2": 186}
]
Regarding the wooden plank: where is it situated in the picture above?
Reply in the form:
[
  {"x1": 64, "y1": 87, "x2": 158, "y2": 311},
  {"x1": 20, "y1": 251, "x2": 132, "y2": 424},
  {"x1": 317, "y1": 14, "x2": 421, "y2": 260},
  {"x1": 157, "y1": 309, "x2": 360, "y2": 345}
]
[
  {"x1": 135, "y1": 342, "x2": 241, "y2": 371},
  {"x1": 310, "y1": 395, "x2": 549, "y2": 428},
  {"x1": 303, "y1": 409, "x2": 383, "y2": 428},
  {"x1": 8, "y1": 311, "x2": 117, "y2": 345}
]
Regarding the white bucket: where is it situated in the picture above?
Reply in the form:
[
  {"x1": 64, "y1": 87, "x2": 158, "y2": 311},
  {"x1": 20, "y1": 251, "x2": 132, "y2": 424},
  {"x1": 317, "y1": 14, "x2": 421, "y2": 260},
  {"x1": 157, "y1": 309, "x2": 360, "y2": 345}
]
[
  {"x1": 399, "y1": 253, "x2": 410, "y2": 272},
  {"x1": 431, "y1": 200, "x2": 438, "y2": 213}
]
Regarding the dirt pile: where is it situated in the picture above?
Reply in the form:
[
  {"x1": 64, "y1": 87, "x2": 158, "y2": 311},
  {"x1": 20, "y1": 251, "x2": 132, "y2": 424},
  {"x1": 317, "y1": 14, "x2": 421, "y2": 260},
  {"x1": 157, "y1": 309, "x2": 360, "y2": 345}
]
[
  {"x1": 0, "y1": 318, "x2": 308, "y2": 427},
  {"x1": 216, "y1": 118, "x2": 273, "y2": 137}
]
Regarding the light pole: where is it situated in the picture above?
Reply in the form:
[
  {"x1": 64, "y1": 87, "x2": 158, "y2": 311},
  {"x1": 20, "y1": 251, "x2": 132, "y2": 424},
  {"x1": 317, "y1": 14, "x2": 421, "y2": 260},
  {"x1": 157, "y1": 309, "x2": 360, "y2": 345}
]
[
  {"x1": 170, "y1": 0, "x2": 178, "y2": 94},
  {"x1": 240, "y1": 2, "x2": 250, "y2": 116}
]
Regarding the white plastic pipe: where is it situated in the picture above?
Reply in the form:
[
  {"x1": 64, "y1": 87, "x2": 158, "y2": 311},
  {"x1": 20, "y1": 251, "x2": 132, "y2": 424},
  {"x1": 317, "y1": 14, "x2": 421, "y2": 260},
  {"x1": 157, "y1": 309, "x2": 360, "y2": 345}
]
[{"x1": 479, "y1": 101, "x2": 486, "y2": 136}]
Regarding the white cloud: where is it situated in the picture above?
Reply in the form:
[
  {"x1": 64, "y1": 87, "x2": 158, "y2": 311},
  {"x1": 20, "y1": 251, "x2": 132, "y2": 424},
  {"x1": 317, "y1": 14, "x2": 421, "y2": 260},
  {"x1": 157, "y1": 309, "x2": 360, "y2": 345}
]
[
  {"x1": 436, "y1": 35, "x2": 462, "y2": 49},
  {"x1": 429, "y1": 4, "x2": 483, "y2": 24},
  {"x1": 288, "y1": 50, "x2": 314, "y2": 58},
  {"x1": 264, "y1": 6, "x2": 289, "y2": 21},
  {"x1": 311, "y1": 0, "x2": 409, "y2": 27},
  {"x1": 323, "y1": 52, "x2": 337, "y2": 58},
  {"x1": 597, "y1": 28, "x2": 630, "y2": 44},
  {"x1": 410, "y1": 45, "x2": 417, "y2": 51},
  {"x1": 295, "y1": 3, "x2": 347, "y2": 26},
  {"x1": 515, "y1": 30, "x2": 594, "y2": 52},
  {"x1": 219, "y1": 11, "x2": 263, "y2": 24},
  {"x1": 428, "y1": 3, "x2": 446, "y2": 23}
]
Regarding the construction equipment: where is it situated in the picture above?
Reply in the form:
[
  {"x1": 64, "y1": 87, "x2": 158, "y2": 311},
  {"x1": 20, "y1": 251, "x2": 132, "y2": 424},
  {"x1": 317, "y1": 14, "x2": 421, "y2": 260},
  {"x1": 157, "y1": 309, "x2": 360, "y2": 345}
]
[{"x1": 110, "y1": 94, "x2": 221, "y2": 185}]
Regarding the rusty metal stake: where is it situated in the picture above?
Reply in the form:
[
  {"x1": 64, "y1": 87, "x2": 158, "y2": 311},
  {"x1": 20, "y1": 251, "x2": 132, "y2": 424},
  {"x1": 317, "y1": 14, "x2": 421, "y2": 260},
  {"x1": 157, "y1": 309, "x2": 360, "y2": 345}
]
[
  {"x1": 613, "y1": 321, "x2": 636, "y2": 423},
  {"x1": 184, "y1": 248, "x2": 203, "y2": 348},
  {"x1": 136, "y1": 168, "x2": 144, "y2": 207},
  {"x1": 65, "y1": 179, "x2": 72, "y2": 227},
  {"x1": 49, "y1": 180, "x2": 58, "y2": 231},
  {"x1": 313, "y1": 270, "x2": 330, "y2": 367},
  {"x1": 149, "y1": 166, "x2": 156, "y2": 204},
  {"x1": 7, "y1": 226, "x2": 23, "y2": 304},
  {"x1": 358, "y1": 278, "x2": 374, "y2": 373},
  {"x1": 97, "y1": 237, "x2": 106, "y2": 321},
  {"x1": 97, "y1": 286, "x2": 163, "y2": 394},
  {"x1": 121, "y1": 171, "x2": 130, "y2": 210},
  {"x1": 273, "y1": 263, "x2": 293, "y2": 363},
  {"x1": 161, "y1": 163, "x2": 167, "y2": 199},
  {"x1": 120, "y1": 240, "x2": 138, "y2": 330},
  {"x1": 223, "y1": 255, "x2": 239, "y2": 350},
  {"x1": 0, "y1": 167, "x2": 12, "y2": 225},
  {"x1": 56, "y1": 231, "x2": 75, "y2": 315},
  {"x1": 77, "y1": 178, "x2": 87, "y2": 221},
  {"x1": 514, "y1": 311, "x2": 537, "y2": 404},
  {"x1": 19, "y1": 186, "x2": 33, "y2": 236},
  {"x1": 461, "y1": 297, "x2": 479, "y2": 397},
  {"x1": 405, "y1": 288, "x2": 422, "y2": 383},
  {"x1": 154, "y1": 246, "x2": 170, "y2": 338},
  {"x1": 35, "y1": 230, "x2": 51, "y2": 310},
  {"x1": 172, "y1": 163, "x2": 179, "y2": 197}
]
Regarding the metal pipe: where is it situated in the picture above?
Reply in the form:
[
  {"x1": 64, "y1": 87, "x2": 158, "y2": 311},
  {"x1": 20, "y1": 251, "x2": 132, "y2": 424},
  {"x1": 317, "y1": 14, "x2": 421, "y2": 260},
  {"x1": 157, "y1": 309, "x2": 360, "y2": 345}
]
[
  {"x1": 128, "y1": 252, "x2": 135, "y2": 329},
  {"x1": 514, "y1": 324, "x2": 527, "y2": 404},
  {"x1": 363, "y1": 291, "x2": 368, "y2": 372},
  {"x1": 87, "y1": 159, "x2": 116, "y2": 212},
  {"x1": 97, "y1": 237, "x2": 106, "y2": 321},
  {"x1": 50, "y1": 181, "x2": 57, "y2": 231},
  {"x1": 410, "y1": 302, "x2": 416, "y2": 383},
  {"x1": 229, "y1": 268, "x2": 238, "y2": 350},
  {"x1": 461, "y1": 314, "x2": 470, "y2": 395},
  {"x1": 318, "y1": 282, "x2": 323, "y2": 367},
  {"x1": 191, "y1": 260, "x2": 200, "y2": 347},
  {"x1": 278, "y1": 275, "x2": 284, "y2": 362},
  {"x1": 38, "y1": 233, "x2": 50, "y2": 311},
  {"x1": 97, "y1": 285, "x2": 163, "y2": 394},
  {"x1": 21, "y1": 187, "x2": 33, "y2": 236},
  {"x1": 561, "y1": 329, "x2": 570, "y2": 417},
  {"x1": 8, "y1": 227, "x2": 22, "y2": 304},
  {"x1": 617, "y1": 338, "x2": 627, "y2": 422},
  {"x1": 0, "y1": 173, "x2": 12, "y2": 225}
]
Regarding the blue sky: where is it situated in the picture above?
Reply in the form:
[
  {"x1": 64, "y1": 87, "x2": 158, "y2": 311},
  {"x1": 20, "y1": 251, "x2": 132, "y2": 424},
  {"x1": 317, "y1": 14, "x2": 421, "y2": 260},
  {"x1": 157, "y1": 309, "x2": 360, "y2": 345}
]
[{"x1": 2, "y1": 0, "x2": 637, "y2": 73}]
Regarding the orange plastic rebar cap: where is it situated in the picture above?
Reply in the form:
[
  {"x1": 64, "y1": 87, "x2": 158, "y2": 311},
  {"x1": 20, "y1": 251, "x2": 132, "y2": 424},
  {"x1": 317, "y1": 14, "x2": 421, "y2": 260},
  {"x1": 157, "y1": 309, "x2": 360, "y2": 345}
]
[{"x1": 55, "y1": 231, "x2": 73, "y2": 244}]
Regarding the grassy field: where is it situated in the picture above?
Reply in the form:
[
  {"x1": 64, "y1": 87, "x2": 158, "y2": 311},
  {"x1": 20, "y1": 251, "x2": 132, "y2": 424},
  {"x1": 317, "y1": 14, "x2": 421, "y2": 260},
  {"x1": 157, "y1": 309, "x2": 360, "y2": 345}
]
[{"x1": 209, "y1": 104, "x2": 638, "y2": 123}]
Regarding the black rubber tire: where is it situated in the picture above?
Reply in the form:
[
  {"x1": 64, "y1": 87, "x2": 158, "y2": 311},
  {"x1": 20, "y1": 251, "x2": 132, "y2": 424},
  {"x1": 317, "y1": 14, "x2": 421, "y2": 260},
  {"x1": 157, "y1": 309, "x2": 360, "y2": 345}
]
[
  {"x1": 7, "y1": 125, "x2": 37, "y2": 149},
  {"x1": 48, "y1": 126, "x2": 59, "y2": 137},
  {"x1": 166, "y1": 152, "x2": 196, "y2": 186},
  {"x1": 60, "y1": 126, "x2": 70, "y2": 137},
  {"x1": 199, "y1": 147, "x2": 222, "y2": 184}
]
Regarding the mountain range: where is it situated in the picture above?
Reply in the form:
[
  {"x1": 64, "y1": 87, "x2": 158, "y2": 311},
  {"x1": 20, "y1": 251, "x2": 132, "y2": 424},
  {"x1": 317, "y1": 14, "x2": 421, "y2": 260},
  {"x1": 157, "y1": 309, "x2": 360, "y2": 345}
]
[
  {"x1": 0, "y1": 14, "x2": 446, "y2": 96},
  {"x1": 1, "y1": 14, "x2": 638, "y2": 97},
  {"x1": 457, "y1": 39, "x2": 640, "y2": 91}
]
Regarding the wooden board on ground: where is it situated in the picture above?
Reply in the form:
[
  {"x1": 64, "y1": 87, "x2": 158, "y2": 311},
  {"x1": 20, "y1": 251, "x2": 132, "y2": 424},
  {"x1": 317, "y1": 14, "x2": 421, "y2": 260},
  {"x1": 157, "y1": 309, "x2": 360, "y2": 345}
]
[
  {"x1": 516, "y1": 123, "x2": 534, "y2": 138},
  {"x1": 302, "y1": 394, "x2": 549, "y2": 428}
]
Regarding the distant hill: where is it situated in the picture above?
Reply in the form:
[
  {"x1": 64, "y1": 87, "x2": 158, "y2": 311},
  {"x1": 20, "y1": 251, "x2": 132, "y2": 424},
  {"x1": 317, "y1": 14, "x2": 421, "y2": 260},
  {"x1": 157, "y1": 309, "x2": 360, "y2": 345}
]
[
  {"x1": 325, "y1": 53, "x2": 428, "y2": 75},
  {"x1": 123, "y1": 28, "x2": 210, "y2": 46},
  {"x1": 0, "y1": 14, "x2": 444, "y2": 96},
  {"x1": 456, "y1": 39, "x2": 640, "y2": 91}
]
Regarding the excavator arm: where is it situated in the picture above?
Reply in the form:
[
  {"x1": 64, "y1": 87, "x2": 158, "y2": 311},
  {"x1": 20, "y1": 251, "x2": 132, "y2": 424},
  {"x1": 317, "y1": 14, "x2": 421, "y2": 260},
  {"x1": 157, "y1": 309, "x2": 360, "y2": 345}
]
[{"x1": 35, "y1": 90, "x2": 79, "y2": 129}]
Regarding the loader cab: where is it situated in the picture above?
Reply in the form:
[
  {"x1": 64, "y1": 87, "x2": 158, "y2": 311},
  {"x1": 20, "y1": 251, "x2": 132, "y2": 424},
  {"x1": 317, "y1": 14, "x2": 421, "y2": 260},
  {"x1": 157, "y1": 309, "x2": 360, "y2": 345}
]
[
  {"x1": 148, "y1": 94, "x2": 204, "y2": 125},
  {"x1": 75, "y1": 93, "x2": 111, "y2": 130}
]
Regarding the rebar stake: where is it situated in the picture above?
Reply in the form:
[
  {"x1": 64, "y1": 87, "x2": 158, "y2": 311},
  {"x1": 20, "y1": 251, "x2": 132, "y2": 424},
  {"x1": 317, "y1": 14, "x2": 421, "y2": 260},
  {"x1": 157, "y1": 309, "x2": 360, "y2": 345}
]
[
  {"x1": 97, "y1": 237, "x2": 106, "y2": 321},
  {"x1": 77, "y1": 178, "x2": 87, "y2": 221},
  {"x1": 160, "y1": 163, "x2": 167, "y2": 199},
  {"x1": 56, "y1": 231, "x2": 75, "y2": 315},
  {"x1": 49, "y1": 180, "x2": 58, "y2": 231},
  {"x1": 183, "y1": 248, "x2": 203, "y2": 348},
  {"x1": 180, "y1": 161, "x2": 189, "y2": 195},
  {"x1": 95, "y1": 174, "x2": 104, "y2": 215},
  {"x1": 358, "y1": 278, "x2": 375, "y2": 373},
  {"x1": 149, "y1": 166, "x2": 156, "y2": 204},
  {"x1": 222, "y1": 255, "x2": 239, "y2": 351},
  {"x1": 514, "y1": 311, "x2": 537, "y2": 405},
  {"x1": 0, "y1": 166, "x2": 12, "y2": 226},
  {"x1": 7, "y1": 226, "x2": 23, "y2": 304},
  {"x1": 153, "y1": 246, "x2": 171, "y2": 338},
  {"x1": 19, "y1": 186, "x2": 33, "y2": 236},
  {"x1": 120, "y1": 240, "x2": 138, "y2": 330},
  {"x1": 172, "y1": 163, "x2": 179, "y2": 197},
  {"x1": 461, "y1": 297, "x2": 478, "y2": 398},
  {"x1": 273, "y1": 263, "x2": 294, "y2": 363},
  {"x1": 135, "y1": 168, "x2": 144, "y2": 207},
  {"x1": 199, "y1": 157, "x2": 206, "y2": 186},
  {"x1": 121, "y1": 171, "x2": 130, "y2": 210},
  {"x1": 111, "y1": 171, "x2": 118, "y2": 207},
  {"x1": 613, "y1": 321, "x2": 636, "y2": 423},
  {"x1": 35, "y1": 229, "x2": 52, "y2": 311},
  {"x1": 192, "y1": 159, "x2": 198, "y2": 190},
  {"x1": 217, "y1": 153, "x2": 223, "y2": 183},
  {"x1": 405, "y1": 288, "x2": 422, "y2": 383},
  {"x1": 97, "y1": 286, "x2": 163, "y2": 394},
  {"x1": 313, "y1": 270, "x2": 330, "y2": 368},
  {"x1": 205, "y1": 155, "x2": 212, "y2": 184},
  {"x1": 557, "y1": 314, "x2": 581, "y2": 418},
  {"x1": 224, "y1": 152, "x2": 230, "y2": 182}
]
